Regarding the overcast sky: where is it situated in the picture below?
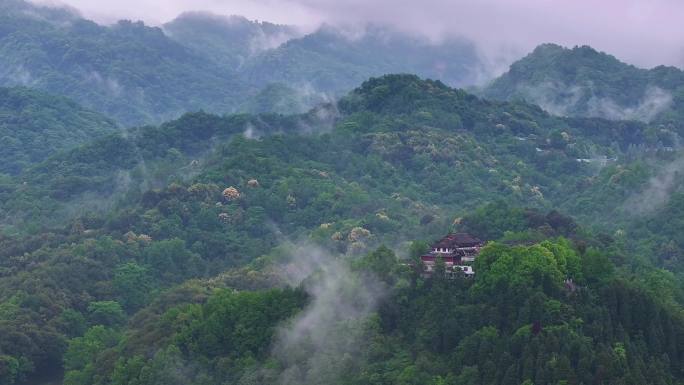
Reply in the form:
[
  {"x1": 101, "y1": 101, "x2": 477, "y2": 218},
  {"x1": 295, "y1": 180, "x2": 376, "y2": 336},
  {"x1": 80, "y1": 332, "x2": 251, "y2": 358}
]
[{"x1": 33, "y1": 0, "x2": 684, "y2": 69}]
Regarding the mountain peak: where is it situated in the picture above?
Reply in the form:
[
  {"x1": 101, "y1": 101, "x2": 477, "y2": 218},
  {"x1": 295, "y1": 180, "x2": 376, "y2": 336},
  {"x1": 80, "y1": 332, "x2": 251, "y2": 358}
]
[
  {"x1": 481, "y1": 43, "x2": 684, "y2": 123},
  {"x1": 511, "y1": 43, "x2": 629, "y2": 75},
  {"x1": 337, "y1": 74, "x2": 485, "y2": 126}
]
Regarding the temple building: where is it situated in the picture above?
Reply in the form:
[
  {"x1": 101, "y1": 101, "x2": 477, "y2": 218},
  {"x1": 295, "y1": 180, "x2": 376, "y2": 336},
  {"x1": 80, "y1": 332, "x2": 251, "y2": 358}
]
[{"x1": 421, "y1": 233, "x2": 484, "y2": 277}]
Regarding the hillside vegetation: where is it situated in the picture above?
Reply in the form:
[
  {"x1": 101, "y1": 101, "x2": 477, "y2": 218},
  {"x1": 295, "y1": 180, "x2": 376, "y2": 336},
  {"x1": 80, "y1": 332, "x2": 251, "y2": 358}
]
[
  {"x1": 2, "y1": 75, "x2": 684, "y2": 384},
  {"x1": 0, "y1": 0, "x2": 483, "y2": 126},
  {"x1": 0, "y1": 86, "x2": 117, "y2": 174}
]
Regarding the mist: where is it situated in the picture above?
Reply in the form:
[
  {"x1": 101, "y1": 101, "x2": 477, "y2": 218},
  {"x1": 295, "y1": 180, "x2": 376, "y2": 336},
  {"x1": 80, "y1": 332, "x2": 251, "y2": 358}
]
[
  {"x1": 517, "y1": 82, "x2": 674, "y2": 122},
  {"x1": 624, "y1": 156, "x2": 684, "y2": 215},
  {"x1": 30, "y1": 0, "x2": 684, "y2": 71},
  {"x1": 587, "y1": 87, "x2": 674, "y2": 122},
  {"x1": 269, "y1": 242, "x2": 386, "y2": 385}
]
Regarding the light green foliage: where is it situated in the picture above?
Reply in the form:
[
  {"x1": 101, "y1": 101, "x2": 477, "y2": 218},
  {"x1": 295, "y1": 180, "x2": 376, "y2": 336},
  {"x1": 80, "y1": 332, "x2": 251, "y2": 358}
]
[
  {"x1": 475, "y1": 241, "x2": 573, "y2": 294},
  {"x1": 63, "y1": 326, "x2": 121, "y2": 385},
  {"x1": 0, "y1": 355, "x2": 20, "y2": 385},
  {"x1": 0, "y1": 87, "x2": 116, "y2": 174}
]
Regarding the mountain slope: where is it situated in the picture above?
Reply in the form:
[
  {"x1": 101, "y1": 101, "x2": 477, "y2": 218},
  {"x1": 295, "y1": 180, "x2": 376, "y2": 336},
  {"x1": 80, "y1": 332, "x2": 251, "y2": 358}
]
[
  {"x1": 0, "y1": 86, "x2": 117, "y2": 174},
  {"x1": 59, "y1": 238, "x2": 684, "y2": 385},
  {"x1": 1, "y1": 75, "x2": 683, "y2": 384},
  {"x1": 2, "y1": 74, "x2": 675, "y2": 234},
  {"x1": 482, "y1": 44, "x2": 684, "y2": 128},
  {"x1": 164, "y1": 14, "x2": 485, "y2": 109},
  {"x1": 0, "y1": 1, "x2": 488, "y2": 126},
  {"x1": 240, "y1": 24, "x2": 481, "y2": 94},
  {"x1": 0, "y1": 0, "x2": 251, "y2": 126},
  {"x1": 162, "y1": 12, "x2": 298, "y2": 71}
]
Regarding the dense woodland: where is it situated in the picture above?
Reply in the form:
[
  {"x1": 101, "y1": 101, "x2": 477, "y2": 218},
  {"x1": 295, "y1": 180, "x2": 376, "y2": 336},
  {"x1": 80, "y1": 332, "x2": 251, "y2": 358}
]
[
  {"x1": 0, "y1": 0, "x2": 481, "y2": 126},
  {"x1": 0, "y1": 74, "x2": 684, "y2": 384},
  {"x1": 0, "y1": 87, "x2": 117, "y2": 174},
  {"x1": 0, "y1": 2, "x2": 684, "y2": 384}
]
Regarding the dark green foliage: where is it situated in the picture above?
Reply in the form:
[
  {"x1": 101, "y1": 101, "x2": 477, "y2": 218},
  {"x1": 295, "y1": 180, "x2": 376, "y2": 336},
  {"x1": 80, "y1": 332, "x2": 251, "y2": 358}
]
[
  {"x1": 1, "y1": 74, "x2": 684, "y2": 384},
  {"x1": 62, "y1": 288, "x2": 306, "y2": 385},
  {"x1": 174, "y1": 288, "x2": 306, "y2": 360},
  {"x1": 0, "y1": 1, "x2": 484, "y2": 125},
  {"x1": 87, "y1": 301, "x2": 126, "y2": 327},
  {"x1": 0, "y1": 87, "x2": 116, "y2": 174},
  {"x1": 60, "y1": 241, "x2": 684, "y2": 385}
]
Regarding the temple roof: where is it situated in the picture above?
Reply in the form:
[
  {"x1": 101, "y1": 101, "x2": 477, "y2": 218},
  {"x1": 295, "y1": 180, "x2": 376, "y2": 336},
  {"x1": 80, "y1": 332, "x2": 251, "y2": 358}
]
[{"x1": 432, "y1": 233, "x2": 483, "y2": 249}]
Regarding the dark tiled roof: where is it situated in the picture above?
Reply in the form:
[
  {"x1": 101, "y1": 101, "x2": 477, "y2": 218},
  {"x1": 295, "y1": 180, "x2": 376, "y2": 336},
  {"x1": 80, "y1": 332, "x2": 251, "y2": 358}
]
[{"x1": 432, "y1": 233, "x2": 483, "y2": 249}]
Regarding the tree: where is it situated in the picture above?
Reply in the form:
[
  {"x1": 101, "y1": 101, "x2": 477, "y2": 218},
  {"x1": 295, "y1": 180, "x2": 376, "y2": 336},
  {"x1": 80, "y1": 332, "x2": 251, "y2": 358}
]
[
  {"x1": 113, "y1": 262, "x2": 155, "y2": 312},
  {"x1": 359, "y1": 245, "x2": 398, "y2": 282},
  {"x1": 581, "y1": 248, "x2": 614, "y2": 283},
  {"x1": 87, "y1": 301, "x2": 126, "y2": 327},
  {"x1": 64, "y1": 326, "x2": 118, "y2": 368},
  {"x1": 0, "y1": 355, "x2": 20, "y2": 385}
]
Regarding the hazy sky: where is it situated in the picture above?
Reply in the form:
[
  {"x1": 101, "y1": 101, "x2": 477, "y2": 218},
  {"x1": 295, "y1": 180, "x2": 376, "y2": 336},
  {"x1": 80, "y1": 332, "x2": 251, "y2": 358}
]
[{"x1": 33, "y1": 0, "x2": 684, "y2": 69}]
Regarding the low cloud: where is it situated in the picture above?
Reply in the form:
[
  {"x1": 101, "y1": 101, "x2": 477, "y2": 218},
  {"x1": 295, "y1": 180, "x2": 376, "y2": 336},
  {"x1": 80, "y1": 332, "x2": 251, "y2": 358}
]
[
  {"x1": 31, "y1": 0, "x2": 684, "y2": 70},
  {"x1": 271, "y1": 242, "x2": 386, "y2": 384},
  {"x1": 624, "y1": 156, "x2": 684, "y2": 215},
  {"x1": 0, "y1": 65, "x2": 37, "y2": 86},
  {"x1": 516, "y1": 82, "x2": 673, "y2": 122},
  {"x1": 84, "y1": 71, "x2": 124, "y2": 97},
  {"x1": 587, "y1": 87, "x2": 673, "y2": 122}
]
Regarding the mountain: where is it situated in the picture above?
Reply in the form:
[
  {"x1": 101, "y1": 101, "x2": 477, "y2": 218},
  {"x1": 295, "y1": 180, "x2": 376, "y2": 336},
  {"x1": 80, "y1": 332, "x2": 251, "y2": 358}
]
[
  {"x1": 2, "y1": 74, "x2": 666, "y2": 233},
  {"x1": 0, "y1": 0, "x2": 251, "y2": 126},
  {"x1": 238, "y1": 24, "x2": 482, "y2": 93},
  {"x1": 0, "y1": 86, "x2": 117, "y2": 175},
  {"x1": 2, "y1": 75, "x2": 684, "y2": 384},
  {"x1": 59, "y1": 235, "x2": 684, "y2": 385},
  {"x1": 482, "y1": 44, "x2": 684, "y2": 129},
  {"x1": 164, "y1": 13, "x2": 485, "y2": 108},
  {"x1": 0, "y1": 75, "x2": 682, "y2": 384},
  {"x1": 0, "y1": 1, "x2": 488, "y2": 126}
]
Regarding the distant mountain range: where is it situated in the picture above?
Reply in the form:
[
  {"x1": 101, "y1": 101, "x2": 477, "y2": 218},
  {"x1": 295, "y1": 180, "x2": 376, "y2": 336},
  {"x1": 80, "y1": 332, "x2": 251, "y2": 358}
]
[
  {"x1": 0, "y1": 0, "x2": 484, "y2": 126},
  {"x1": 4, "y1": 1, "x2": 682, "y2": 130}
]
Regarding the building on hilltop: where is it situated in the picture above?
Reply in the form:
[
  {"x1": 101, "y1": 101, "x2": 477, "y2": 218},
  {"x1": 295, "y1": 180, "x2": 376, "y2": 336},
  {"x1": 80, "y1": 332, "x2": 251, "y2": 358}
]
[{"x1": 421, "y1": 232, "x2": 484, "y2": 278}]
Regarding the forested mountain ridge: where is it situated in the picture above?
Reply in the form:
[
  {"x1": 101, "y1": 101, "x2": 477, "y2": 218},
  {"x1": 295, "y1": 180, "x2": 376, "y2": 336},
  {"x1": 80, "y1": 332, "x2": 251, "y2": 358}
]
[
  {"x1": 2, "y1": 75, "x2": 684, "y2": 384},
  {"x1": 0, "y1": 0, "x2": 484, "y2": 126},
  {"x1": 236, "y1": 24, "x2": 481, "y2": 93},
  {"x1": 2, "y1": 74, "x2": 674, "y2": 234},
  {"x1": 0, "y1": 86, "x2": 117, "y2": 175},
  {"x1": 0, "y1": 0, "x2": 251, "y2": 126},
  {"x1": 482, "y1": 43, "x2": 684, "y2": 128},
  {"x1": 1, "y1": 0, "x2": 684, "y2": 383}
]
